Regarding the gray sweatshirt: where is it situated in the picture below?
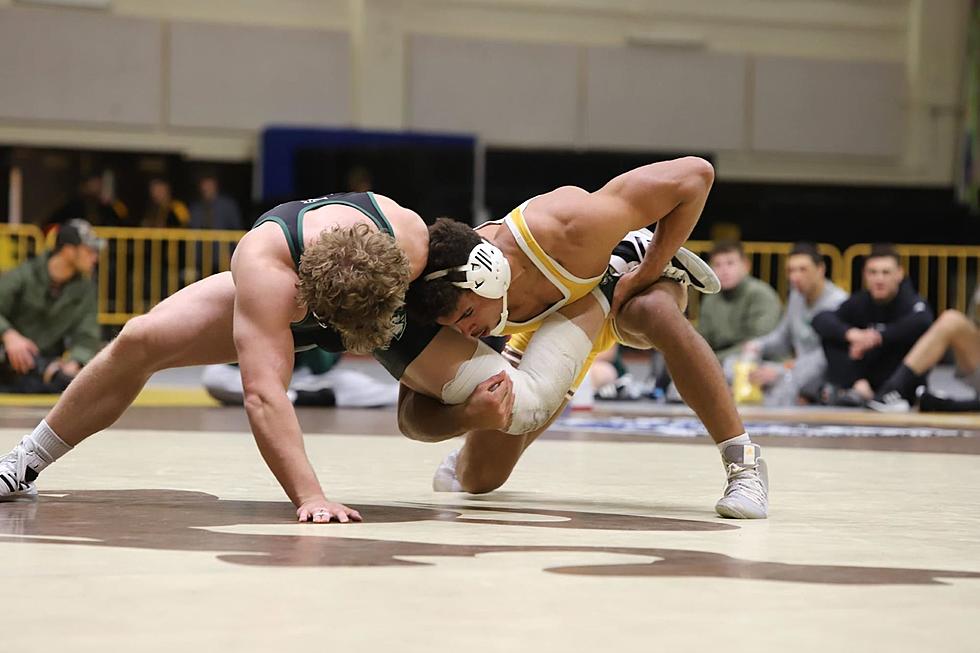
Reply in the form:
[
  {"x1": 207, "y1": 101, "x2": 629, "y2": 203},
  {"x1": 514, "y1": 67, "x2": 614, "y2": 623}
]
[
  {"x1": 754, "y1": 280, "x2": 849, "y2": 361},
  {"x1": 748, "y1": 280, "x2": 848, "y2": 405}
]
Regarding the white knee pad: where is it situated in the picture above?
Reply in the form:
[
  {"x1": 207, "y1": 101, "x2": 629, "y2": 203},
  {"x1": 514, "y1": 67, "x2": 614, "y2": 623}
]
[{"x1": 441, "y1": 314, "x2": 593, "y2": 435}]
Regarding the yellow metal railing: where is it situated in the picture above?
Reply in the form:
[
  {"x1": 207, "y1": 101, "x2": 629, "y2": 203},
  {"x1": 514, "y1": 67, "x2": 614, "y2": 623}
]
[
  {"x1": 841, "y1": 244, "x2": 980, "y2": 315},
  {"x1": 0, "y1": 224, "x2": 44, "y2": 272},
  {"x1": 7, "y1": 225, "x2": 978, "y2": 325}
]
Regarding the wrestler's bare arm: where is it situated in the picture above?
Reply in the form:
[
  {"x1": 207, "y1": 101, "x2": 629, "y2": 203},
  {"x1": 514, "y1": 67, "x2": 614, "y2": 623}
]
[
  {"x1": 538, "y1": 157, "x2": 713, "y2": 297},
  {"x1": 397, "y1": 292, "x2": 607, "y2": 440},
  {"x1": 231, "y1": 252, "x2": 342, "y2": 517},
  {"x1": 397, "y1": 369, "x2": 513, "y2": 442}
]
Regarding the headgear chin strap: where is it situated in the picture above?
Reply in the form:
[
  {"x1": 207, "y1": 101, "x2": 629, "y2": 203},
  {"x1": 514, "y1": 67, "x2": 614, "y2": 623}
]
[{"x1": 424, "y1": 240, "x2": 511, "y2": 336}]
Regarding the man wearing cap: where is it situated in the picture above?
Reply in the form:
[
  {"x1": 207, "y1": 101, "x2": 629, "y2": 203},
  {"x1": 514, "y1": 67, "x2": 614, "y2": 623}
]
[{"x1": 0, "y1": 219, "x2": 102, "y2": 393}]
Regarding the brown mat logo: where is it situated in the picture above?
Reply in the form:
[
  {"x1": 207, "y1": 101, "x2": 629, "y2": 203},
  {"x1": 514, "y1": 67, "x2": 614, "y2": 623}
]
[{"x1": 1, "y1": 490, "x2": 977, "y2": 586}]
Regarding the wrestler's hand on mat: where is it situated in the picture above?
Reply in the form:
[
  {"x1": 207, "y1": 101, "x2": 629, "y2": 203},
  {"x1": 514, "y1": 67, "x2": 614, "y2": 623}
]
[
  {"x1": 2, "y1": 329, "x2": 39, "y2": 374},
  {"x1": 297, "y1": 497, "x2": 363, "y2": 524},
  {"x1": 463, "y1": 371, "x2": 515, "y2": 431}
]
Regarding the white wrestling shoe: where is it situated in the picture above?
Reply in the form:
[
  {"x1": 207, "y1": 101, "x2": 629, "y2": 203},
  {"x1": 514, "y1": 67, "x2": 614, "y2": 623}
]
[
  {"x1": 432, "y1": 449, "x2": 463, "y2": 492},
  {"x1": 612, "y1": 229, "x2": 720, "y2": 294},
  {"x1": 668, "y1": 247, "x2": 721, "y2": 295},
  {"x1": 715, "y1": 443, "x2": 769, "y2": 519},
  {"x1": 0, "y1": 443, "x2": 39, "y2": 500}
]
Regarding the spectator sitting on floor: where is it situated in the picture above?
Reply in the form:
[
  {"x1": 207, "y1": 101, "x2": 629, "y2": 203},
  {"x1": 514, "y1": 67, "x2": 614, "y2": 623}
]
[
  {"x1": 0, "y1": 220, "x2": 103, "y2": 393},
  {"x1": 698, "y1": 240, "x2": 782, "y2": 361},
  {"x1": 868, "y1": 284, "x2": 980, "y2": 413},
  {"x1": 141, "y1": 178, "x2": 190, "y2": 228},
  {"x1": 742, "y1": 242, "x2": 848, "y2": 406},
  {"x1": 812, "y1": 243, "x2": 933, "y2": 406},
  {"x1": 201, "y1": 348, "x2": 399, "y2": 408}
]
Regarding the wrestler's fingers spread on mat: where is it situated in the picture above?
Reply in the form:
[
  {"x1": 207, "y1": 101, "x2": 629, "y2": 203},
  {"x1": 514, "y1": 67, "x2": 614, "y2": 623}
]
[{"x1": 300, "y1": 501, "x2": 363, "y2": 524}]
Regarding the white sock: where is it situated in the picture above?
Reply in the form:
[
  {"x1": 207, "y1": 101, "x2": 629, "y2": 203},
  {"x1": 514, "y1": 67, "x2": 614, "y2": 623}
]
[
  {"x1": 21, "y1": 420, "x2": 73, "y2": 474},
  {"x1": 433, "y1": 449, "x2": 463, "y2": 492},
  {"x1": 717, "y1": 433, "x2": 751, "y2": 454}
]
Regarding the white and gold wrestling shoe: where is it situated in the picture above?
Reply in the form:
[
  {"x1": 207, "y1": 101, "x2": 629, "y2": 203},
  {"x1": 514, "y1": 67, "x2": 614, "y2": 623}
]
[
  {"x1": 715, "y1": 443, "x2": 769, "y2": 519},
  {"x1": 667, "y1": 246, "x2": 721, "y2": 294}
]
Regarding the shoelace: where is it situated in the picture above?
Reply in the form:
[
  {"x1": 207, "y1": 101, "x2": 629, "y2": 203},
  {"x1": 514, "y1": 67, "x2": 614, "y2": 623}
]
[
  {"x1": 661, "y1": 265, "x2": 690, "y2": 288},
  {"x1": 723, "y1": 463, "x2": 766, "y2": 505}
]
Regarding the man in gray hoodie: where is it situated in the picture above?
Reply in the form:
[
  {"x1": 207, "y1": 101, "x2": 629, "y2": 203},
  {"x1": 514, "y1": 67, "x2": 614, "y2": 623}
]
[{"x1": 743, "y1": 242, "x2": 848, "y2": 406}]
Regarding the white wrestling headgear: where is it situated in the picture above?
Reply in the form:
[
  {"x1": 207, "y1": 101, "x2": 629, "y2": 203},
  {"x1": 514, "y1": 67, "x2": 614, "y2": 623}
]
[{"x1": 423, "y1": 240, "x2": 512, "y2": 336}]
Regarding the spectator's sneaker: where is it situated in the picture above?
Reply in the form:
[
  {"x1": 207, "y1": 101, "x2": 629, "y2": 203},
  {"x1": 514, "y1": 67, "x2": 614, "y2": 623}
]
[
  {"x1": 595, "y1": 373, "x2": 643, "y2": 401},
  {"x1": 432, "y1": 449, "x2": 463, "y2": 492},
  {"x1": 0, "y1": 443, "x2": 39, "y2": 501},
  {"x1": 820, "y1": 384, "x2": 867, "y2": 408},
  {"x1": 292, "y1": 367, "x2": 399, "y2": 408},
  {"x1": 919, "y1": 391, "x2": 980, "y2": 413},
  {"x1": 327, "y1": 369, "x2": 399, "y2": 408},
  {"x1": 715, "y1": 443, "x2": 768, "y2": 519},
  {"x1": 867, "y1": 391, "x2": 912, "y2": 413}
]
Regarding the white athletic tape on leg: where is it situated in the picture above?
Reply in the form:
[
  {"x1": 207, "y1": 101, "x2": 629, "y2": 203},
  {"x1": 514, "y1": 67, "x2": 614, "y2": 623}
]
[{"x1": 441, "y1": 314, "x2": 593, "y2": 435}]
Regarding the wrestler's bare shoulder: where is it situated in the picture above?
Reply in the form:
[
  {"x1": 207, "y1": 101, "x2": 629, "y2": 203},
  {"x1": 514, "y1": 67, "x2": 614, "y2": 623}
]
[
  {"x1": 526, "y1": 186, "x2": 589, "y2": 219},
  {"x1": 235, "y1": 223, "x2": 295, "y2": 271},
  {"x1": 238, "y1": 222, "x2": 292, "y2": 263},
  {"x1": 520, "y1": 186, "x2": 609, "y2": 274}
]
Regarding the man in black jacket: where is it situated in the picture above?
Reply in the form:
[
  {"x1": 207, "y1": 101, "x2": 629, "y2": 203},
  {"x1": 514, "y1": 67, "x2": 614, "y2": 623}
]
[{"x1": 812, "y1": 244, "x2": 933, "y2": 405}]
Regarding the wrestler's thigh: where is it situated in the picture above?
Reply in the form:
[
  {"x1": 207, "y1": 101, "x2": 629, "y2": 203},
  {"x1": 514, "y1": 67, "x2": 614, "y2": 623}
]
[
  {"x1": 127, "y1": 271, "x2": 239, "y2": 367},
  {"x1": 612, "y1": 279, "x2": 688, "y2": 350}
]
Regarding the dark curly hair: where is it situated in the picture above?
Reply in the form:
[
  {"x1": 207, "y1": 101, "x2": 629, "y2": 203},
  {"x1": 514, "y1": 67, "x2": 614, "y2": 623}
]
[{"x1": 405, "y1": 217, "x2": 484, "y2": 324}]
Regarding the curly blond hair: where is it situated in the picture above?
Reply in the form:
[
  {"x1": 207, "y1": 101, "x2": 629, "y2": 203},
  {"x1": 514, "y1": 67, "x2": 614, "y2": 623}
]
[{"x1": 297, "y1": 223, "x2": 410, "y2": 353}]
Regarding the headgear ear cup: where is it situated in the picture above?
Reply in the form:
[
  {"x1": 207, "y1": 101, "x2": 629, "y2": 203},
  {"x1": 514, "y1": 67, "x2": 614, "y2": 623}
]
[
  {"x1": 424, "y1": 240, "x2": 512, "y2": 334},
  {"x1": 424, "y1": 241, "x2": 510, "y2": 298}
]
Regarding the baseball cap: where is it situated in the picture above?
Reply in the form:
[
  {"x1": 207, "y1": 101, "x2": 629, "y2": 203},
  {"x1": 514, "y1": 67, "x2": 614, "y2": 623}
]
[{"x1": 56, "y1": 219, "x2": 105, "y2": 251}]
